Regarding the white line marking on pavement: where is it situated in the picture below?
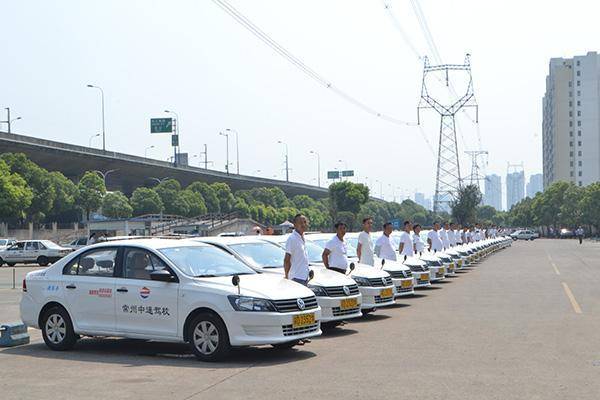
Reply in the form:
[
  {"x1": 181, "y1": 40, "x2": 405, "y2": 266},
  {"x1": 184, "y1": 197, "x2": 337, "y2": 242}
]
[
  {"x1": 561, "y1": 282, "x2": 582, "y2": 314},
  {"x1": 546, "y1": 253, "x2": 560, "y2": 275}
]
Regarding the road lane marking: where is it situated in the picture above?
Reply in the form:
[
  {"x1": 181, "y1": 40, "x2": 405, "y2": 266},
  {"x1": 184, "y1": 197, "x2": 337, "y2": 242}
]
[
  {"x1": 546, "y1": 253, "x2": 560, "y2": 275},
  {"x1": 561, "y1": 282, "x2": 582, "y2": 314}
]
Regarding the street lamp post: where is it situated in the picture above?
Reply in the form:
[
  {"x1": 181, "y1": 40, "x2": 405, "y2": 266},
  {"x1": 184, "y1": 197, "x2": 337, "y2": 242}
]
[
  {"x1": 144, "y1": 145, "x2": 155, "y2": 158},
  {"x1": 309, "y1": 150, "x2": 321, "y2": 187},
  {"x1": 93, "y1": 169, "x2": 118, "y2": 187},
  {"x1": 278, "y1": 140, "x2": 289, "y2": 182},
  {"x1": 2, "y1": 108, "x2": 21, "y2": 134},
  {"x1": 219, "y1": 131, "x2": 230, "y2": 174},
  {"x1": 89, "y1": 133, "x2": 100, "y2": 147},
  {"x1": 86, "y1": 85, "x2": 106, "y2": 151},
  {"x1": 225, "y1": 128, "x2": 240, "y2": 175}
]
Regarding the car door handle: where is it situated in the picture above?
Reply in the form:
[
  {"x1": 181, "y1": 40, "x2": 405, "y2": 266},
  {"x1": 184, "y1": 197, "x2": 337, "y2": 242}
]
[
  {"x1": 66, "y1": 284, "x2": 76, "y2": 289},
  {"x1": 116, "y1": 288, "x2": 128, "y2": 293}
]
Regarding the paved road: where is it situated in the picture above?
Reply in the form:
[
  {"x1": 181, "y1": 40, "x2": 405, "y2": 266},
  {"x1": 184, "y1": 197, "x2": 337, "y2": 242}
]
[{"x1": 1, "y1": 239, "x2": 599, "y2": 400}]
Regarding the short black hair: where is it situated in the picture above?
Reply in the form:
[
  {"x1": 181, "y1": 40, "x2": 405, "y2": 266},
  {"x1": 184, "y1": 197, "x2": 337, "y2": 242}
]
[
  {"x1": 383, "y1": 222, "x2": 392, "y2": 230},
  {"x1": 334, "y1": 221, "x2": 347, "y2": 229},
  {"x1": 292, "y1": 213, "x2": 304, "y2": 223},
  {"x1": 362, "y1": 217, "x2": 373, "y2": 224},
  {"x1": 413, "y1": 224, "x2": 421, "y2": 230},
  {"x1": 433, "y1": 221, "x2": 440, "y2": 225},
  {"x1": 403, "y1": 220, "x2": 411, "y2": 227}
]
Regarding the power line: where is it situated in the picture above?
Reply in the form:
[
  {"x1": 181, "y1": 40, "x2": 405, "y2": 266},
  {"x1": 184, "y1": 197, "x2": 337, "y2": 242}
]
[
  {"x1": 382, "y1": 0, "x2": 422, "y2": 60},
  {"x1": 212, "y1": 0, "x2": 417, "y2": 128}
]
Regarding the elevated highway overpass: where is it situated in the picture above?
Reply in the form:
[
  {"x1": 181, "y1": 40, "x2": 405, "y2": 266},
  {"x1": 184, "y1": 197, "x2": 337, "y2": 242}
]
[{"x1": 0, "y1": 131, "x2": 329, "y2": 198}]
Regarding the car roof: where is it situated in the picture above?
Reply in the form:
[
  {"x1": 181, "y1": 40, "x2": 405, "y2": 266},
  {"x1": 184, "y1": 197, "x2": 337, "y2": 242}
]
[
  {"x1": 194, "y1": 236, "x2": 269, "y2": 245},
  {"x1": 84, "y1": 238, "x2": 207, "y2": 250}
]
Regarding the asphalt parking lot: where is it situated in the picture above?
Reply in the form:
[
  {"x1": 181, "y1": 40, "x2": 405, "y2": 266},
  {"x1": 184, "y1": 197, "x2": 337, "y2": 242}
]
[{"x1": 1, "y1": 239, "x2": 599, "y2": 400}]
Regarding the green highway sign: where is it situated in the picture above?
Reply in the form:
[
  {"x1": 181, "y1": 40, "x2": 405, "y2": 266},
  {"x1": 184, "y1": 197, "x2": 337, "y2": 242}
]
[
  {"x1": 150, "y1": 118, "x2": 173, "y2": 133},
  {"x1": 327, "y1": 171, "x2": 340, "y2": 179},
  {"x1": 341, "y1": 170, "x2": 354, "y2": 177}
]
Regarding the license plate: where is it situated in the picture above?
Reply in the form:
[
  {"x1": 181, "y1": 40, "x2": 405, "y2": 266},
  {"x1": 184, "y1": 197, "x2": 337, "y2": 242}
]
[
  {"x1": 458, "y1": 260, "x2": 463, "y2": 266},
  {"x1": 401, "y1": 280, "x2": 412, "y2": 288},
  {"x1": 440, "y1": 268, "x2": 446, "y2": 275},
  {"x1": 420, "y1": 273, "x2": 429, "y2": 281},
  {"x1": 380, "y1": 288, "x2": 393, "y2": 298},
  {"x1": 340, "y1": 298, "x2": 358, "y2": 310},
  {"x1": 293, "y1": 313, "x2": 315, "y2": 328}
]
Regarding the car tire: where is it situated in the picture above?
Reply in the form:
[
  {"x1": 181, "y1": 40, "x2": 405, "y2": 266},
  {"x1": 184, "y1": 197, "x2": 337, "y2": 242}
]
[
  {"x1": 41, "y1": 306, "x2": 78, "y2": 351},
  {"x1": 7, "y1": 262, "x2": 16, "y2": 267},
  {"x1": 271, "y1": 340, "x2": 299, "y2": 350},
  {"x1": 37, "y1": 256, "x2": 49, "y2": 267},
  {"x1": 188, "y1": 312, "x2": 230, "y2": 362},
  {"x1": 0, "y1": 257, "x2": 3, "y2": 267}
]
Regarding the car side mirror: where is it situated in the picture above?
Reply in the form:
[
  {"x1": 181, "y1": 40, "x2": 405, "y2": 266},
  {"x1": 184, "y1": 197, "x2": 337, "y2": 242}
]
[
  {"x1": 381, "y1": 259, "x2": 386, "y2": 268},
  {"x1": 308, "y1": 270, "x2": 315, "y2": 282},
  {"x1": 347, "y1": 262, "x2": 355, "y2": 275},
  {"x1": 150, "y1": 269, "x2": 175, "y2": 282},
  {"x1": 232, "y1": 274, "x2": 241, "y2": 294}
]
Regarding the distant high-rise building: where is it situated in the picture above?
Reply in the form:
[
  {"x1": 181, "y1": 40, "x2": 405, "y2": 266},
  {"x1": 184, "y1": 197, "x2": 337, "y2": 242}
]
[
  {"x1": 526, "y1": 173, "x2": 544, "y2": 197},
  {"x1": 484, "y1": 174, "x2": 502, "y2": 210},
  {"x1": 543, "y1": 51, "x2": 600, "y2": 189},
  {"x1": 506, "y1": 171, "x2": 525, "y2": 210},
  {"x1": 414, "y1": 192, "x2": 432, "y2": 210}
]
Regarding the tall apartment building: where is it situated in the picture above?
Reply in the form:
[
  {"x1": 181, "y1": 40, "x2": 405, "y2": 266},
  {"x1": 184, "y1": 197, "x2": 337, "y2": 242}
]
[
  {"x1": 484, "y1": 174, "x2": 502, "y2": 210},
  {"x1": 542, "y1": 52, "x2": 600, "y2": 188},
  {"x1": 414, "y1": 192, "x2": 432, "y2": 210},
  {"x1": 526, "y1": 173, "x2": 544, "y2": 197},
  {"x1": 506, "y1": 171, "x2": 525, "y2": 210}
]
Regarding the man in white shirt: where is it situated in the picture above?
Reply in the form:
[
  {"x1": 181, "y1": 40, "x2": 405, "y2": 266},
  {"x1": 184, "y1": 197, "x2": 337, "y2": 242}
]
[
  {"x1": 356, "y1": 217, "x2": 375, "y2": 266},
  {"x1": 284, "y1": 214, "x2": 310, "y2": 285},
  {"x1": 322, "y1": 222, "x2": 349, "y2": 274},
  {"x1": 440, "y1": 222, "x2": 450, "y2": 249},
  {"x1": 412, "y1": 224, "x2": 425, "y2": 255},
  {"x1": 398, "y1": 220, "x2": 414, "y2": 259},
  {"x1": 447, "y1": 222, "x2": 457, "y2": 247},
  {"x1": 375, "y1": 222, "x2": 397, "y2": 261},
  {"x1": 464, "y1": 226, "x2": 472, "y2": 243},
  {"x1": 454, "y1": 224, "x2": 462, "y2": 245},
  {"x1": 427, "y1": 222, "x2": 443, "y2": 252}
]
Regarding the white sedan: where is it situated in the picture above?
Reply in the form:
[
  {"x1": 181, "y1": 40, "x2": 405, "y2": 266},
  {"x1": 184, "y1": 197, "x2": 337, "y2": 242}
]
[
  {"x1": 0, "y1": 240, "x2": 72, "y2": 267},
  {"x1": 20, "y1": 239, "x2": 322, "y2": 361}
]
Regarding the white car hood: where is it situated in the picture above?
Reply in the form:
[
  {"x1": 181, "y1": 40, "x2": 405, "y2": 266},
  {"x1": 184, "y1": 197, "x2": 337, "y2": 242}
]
[
  {"x1": 195, "y1": 273, "x2": 314, "y2": 300},
  {"x1": 350, "y1": 263, "x2": 391, "y2": 279},
  {"x1": 252, "y1": 265, "x2": 356, "y2": 287},
  {"x1": 373, "y1": 257, "x2": 410, "y2": 272}
]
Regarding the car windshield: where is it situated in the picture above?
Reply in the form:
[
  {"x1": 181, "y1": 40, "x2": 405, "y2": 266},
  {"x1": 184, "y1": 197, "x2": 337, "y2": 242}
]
[
  {"x1": 0, "y1": 240, "x2": 6, "y2": 246},
  {"x1": 159, "y1": 245, "x2": 256, "y2": 277},
  {"x1": 305, "y1": 240, "x2": 325, "y2": 263},
  {"x1": 229, "y1": 242, "x2": 284, "y2": 268},
  {"x1": 311, "y1": 237, "x2": 358, "y2": 258},
  {"x1": 40, "y1": 240, "x2": 62, "y2": 249},
  {"x1": 425, "y1": 259, "x2": 443, "y2": 267}
]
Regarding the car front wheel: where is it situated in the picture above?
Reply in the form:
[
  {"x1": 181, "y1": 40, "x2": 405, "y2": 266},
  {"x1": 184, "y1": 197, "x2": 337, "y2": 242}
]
[
  {"x1": 37, "y1": 256, "x2": 49, "y2": 266},
  {"x1": 188, "y1": 312, "x2": 230, "y2": 362},
  {"x1": 41, "y1": 306, "x2": 77, "y2": 351}
]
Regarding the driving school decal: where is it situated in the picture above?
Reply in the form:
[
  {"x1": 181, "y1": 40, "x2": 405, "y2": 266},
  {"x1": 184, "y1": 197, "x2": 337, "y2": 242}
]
[
  {"x1": 89, "y1": 288, "x2": 112, "y2": 298},
  {"x1": 140, "y1": 287, "x2": 151, "y2": 299}
]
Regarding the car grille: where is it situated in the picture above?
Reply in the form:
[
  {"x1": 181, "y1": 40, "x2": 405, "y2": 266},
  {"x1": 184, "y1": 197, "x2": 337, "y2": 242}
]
[
  {"x1": 272, "y1": 296, "x2": 318, "y2": 313},
  {"x1": 332, "y1": 306, "x2": 361, "y2": 316},
  {"x1": 374, "y1": 295, "x2": 393, "y2": 303},
  {"x1": 387, "y1": 270, "x2": 412, "y2": 279},
  {"x1": 395, "y1": 286, "x2": 413, "y2": 293},
  {"x1": 367, "y1": 277, "x2": 393, "y2": 287},
  {"x1": 323, "y1": 284, "x2": 360, "y2": 297},
  {"x1": 282, "y1": 322, "x2": 319, "y2": 337}
]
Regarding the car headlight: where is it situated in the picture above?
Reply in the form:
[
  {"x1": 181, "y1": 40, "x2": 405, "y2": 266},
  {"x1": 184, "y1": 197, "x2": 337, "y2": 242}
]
[
  {"x1": 308, "y1": 285, "x2": 328, "y2": 297},
  {"x1": 228, "y1": 295, "x2": 276, "y2": 312},
  {"x1": 352, "y1": 276, "x2": 371, "y2": 286}
]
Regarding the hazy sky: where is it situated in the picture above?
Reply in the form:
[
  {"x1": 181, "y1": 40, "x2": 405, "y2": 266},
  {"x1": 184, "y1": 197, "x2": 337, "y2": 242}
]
[{"x1": 2, "y1": 0, "x2": 599, "y2": 206}]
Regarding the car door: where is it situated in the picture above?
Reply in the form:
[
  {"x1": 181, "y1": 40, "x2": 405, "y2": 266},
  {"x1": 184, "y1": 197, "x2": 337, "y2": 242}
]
[
  {"x1": 25, "y1": 241, "x2": 40, "y2": 262},
  {"x1": 62, "y1": 247, "x2": 118, "y2": 333},
  {"x1": 114, "y1": 247, "x2": 179, "y2": 338},
  {"x1": 4, "y1": 243, "x2": 25, "y2": 263}
]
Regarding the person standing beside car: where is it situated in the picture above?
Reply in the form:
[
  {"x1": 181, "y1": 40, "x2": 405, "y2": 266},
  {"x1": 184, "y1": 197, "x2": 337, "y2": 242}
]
[
  {"x1": 357, "y1": 217, "x2": 375, "y2": 266},
  {"x1": 428, "y1": 222, "x2": 444, "y2": 253},
  {"x1": 375, "y1": 222, "x2": 398, "y2": 261},
  {"x1": 284, "y1": 214, "x2": 311, "y2": 286},
  {"x1": 322, "y1": 222, "x2": 349, "y2": 274},
  {"x1": 398, "y1": 220, "x2": 414, "y2": 260},
  {"x1": 412, "y1": 224, "x2": 426, "y2": 255},
  {"x1": 448, "y1": 222, "x2": 457, "y2": 247}
]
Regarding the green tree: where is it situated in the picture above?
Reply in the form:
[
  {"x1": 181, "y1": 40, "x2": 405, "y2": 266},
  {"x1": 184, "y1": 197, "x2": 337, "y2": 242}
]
[
  {"x1": 180, "y1": 189, "x2": 207, "y2": 217},
  {"x1": 102, "y1": 191, "x2": 133, "y2": 219},
  {"x1": 130, "y1": 187, "x2": 163, "y2": 215},
  {"x1": 0, "y1": 159, "x2": 34, "y2": 219},
  {"x1": 211, "y1": 182, "x2": 235, "y2": 213},
  {"x1": 580, "y1": 182, "x2": 600, "y2": 231},
  {"x1": 187, "y1": 182, "x2": 219, "y2": 213},
  {"x1": 46, "y1": 171, "x2": 78, "y2": 221},
  {"x1": 329, "y1": 181, "x2": 369, "y2": 226},
  {"x1": 291, "y1": 194, "x2": 317, "y2": 209},
  {"x1": 531, "y1": 181, "x2": 571, "y2": 228},
  {"x1": 76, "y1": 171, "x2": 106, "y2": 220},
  {"x1": 154, "y1": 179, "x2": 182, "y2": 215},
  {"x1": 233, "y1": 198, "x2": 251, "y2": 218},
  {"x1": 477, "y1": 205, "x2": 497, "y2": 224},
  {"x1": 509, "y1": 197, "x2": 534, "y2": 227},
  {"x1": 559, "y1": 184, "x2": 584, "y2": 227},
  {"x1": 451, "y1": 184, "x2": 482, "y2": 225},
  {"x1": 1, "y1": 152, "x2": 56, "y2": 221}
]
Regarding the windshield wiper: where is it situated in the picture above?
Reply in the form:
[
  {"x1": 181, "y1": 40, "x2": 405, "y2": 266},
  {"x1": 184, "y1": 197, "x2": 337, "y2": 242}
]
[{"x1": 263, "y1": 265, "x2": 283, "y2": 269}]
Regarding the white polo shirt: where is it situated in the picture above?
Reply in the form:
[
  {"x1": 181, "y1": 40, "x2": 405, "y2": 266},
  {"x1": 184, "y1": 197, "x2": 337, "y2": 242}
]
[
  {"x1": 285, "y1": 230, "x2": 310, "y2": 281},
  {"x1": 399, "y1": 231, "x2": 414, "y2": 257},
  {"x1": 439, "y1": 228, "x2": 450, "y2": 249},
  {"x1": 325, "y1": 235, "x2": 349, "y2": 271},
  {"x1": 465, "y1": 231, "x2": 472, "y2": 243},
  {"x1": 357, "y1": 231, "x2": 375, "y2": 266},
  {"x1": 447, "y1": 229, "x2": 456, "y2": 246},
  {"x1": 375, "y1": 234, "x2": 397, "y2": 261},
  {"x1": 428, "y1": 230, "x2": 443, "y2": 251},
  {"x1": 454, "y1": 230, "x2": 462, "y2": 244},
  {"x1": 413, "y1": 232, "x2": 425, "y2": 253}
]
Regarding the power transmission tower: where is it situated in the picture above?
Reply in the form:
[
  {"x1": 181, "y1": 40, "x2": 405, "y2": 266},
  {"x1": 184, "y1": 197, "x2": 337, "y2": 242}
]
[
  {"x1": 417, "y1": 54, "x2": 478, "y2": 214},
  {"x1": 464, "y1": 150, "x2": 488, "y2": 189}
]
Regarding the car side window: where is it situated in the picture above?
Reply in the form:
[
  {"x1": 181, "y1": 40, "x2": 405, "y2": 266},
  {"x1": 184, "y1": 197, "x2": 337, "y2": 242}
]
[
  {"x1": 63, "y1": 257, "x2": 79, "y2": 275},
  {"x1": 123, "y1": 248, "x2": 166, "y2": 280},
  {"x1": 77, "y1": 248, "x2": 117, "y2": 277},
  {"x1": 38, "y1": 242, "x2": 47, "y2": 250},
  {"x1": 77, "y1": 239, "x2": 87, "y2": 246}
]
